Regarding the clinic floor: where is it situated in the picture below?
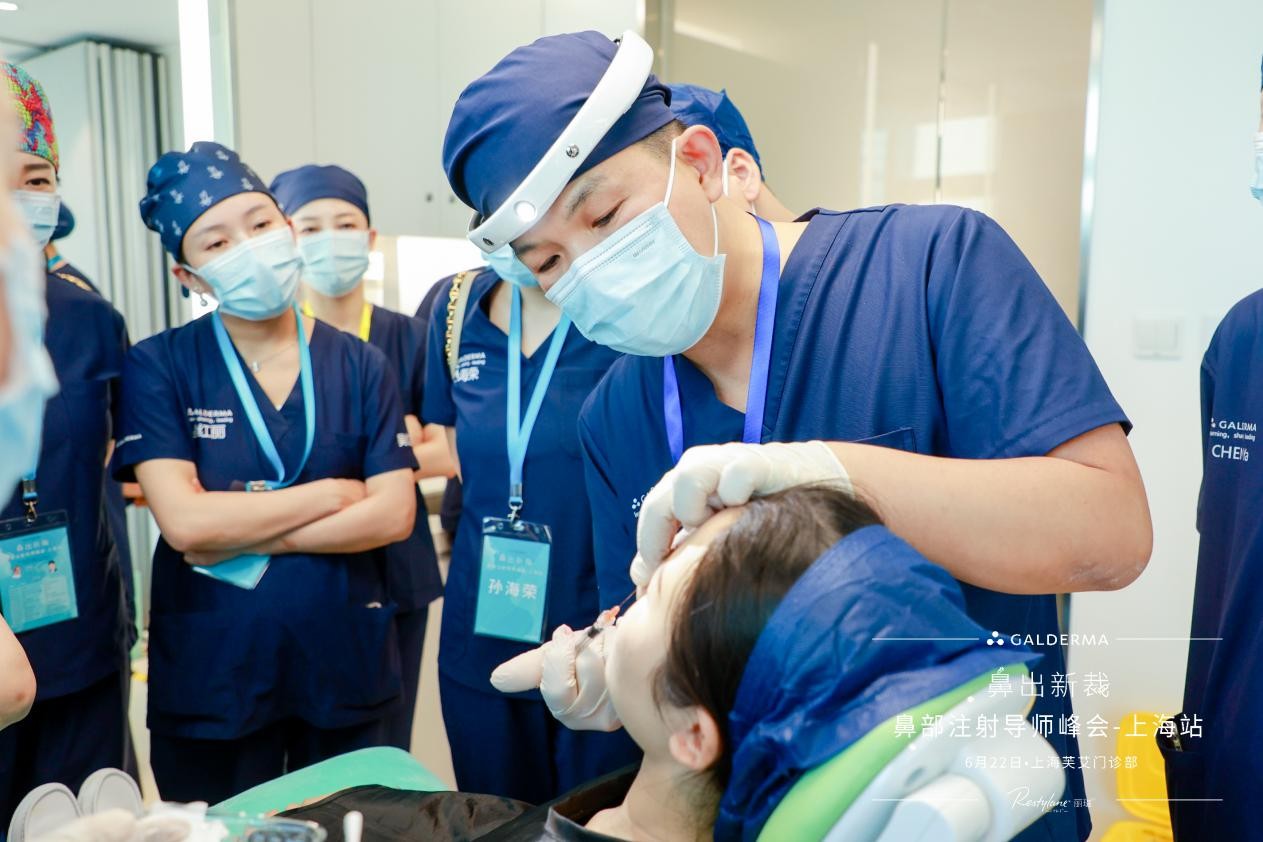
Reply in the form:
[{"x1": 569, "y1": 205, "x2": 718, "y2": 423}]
[{"x1": 126, "y1": 552, "x2": 458, "y2": 802}]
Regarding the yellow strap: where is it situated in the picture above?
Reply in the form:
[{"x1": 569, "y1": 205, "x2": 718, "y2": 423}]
[{"x1": 301, "y1": 301, "x2": 373, "y2": 342}]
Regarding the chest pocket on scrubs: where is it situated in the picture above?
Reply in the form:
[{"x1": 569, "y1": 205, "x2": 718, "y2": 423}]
[
  {"x1": 853, "y1": 426, "x2": 918, "y2": 454},
  {"x1": 548, "y1": 369, "x2": 606, "y2": 459}
]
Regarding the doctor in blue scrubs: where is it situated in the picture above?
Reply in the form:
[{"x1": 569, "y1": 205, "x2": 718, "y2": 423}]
[
  {"x1": 268, "y1": 164, "x2": 445, "y2": 751},
  {"x1": 114, "y1": 141, "x2": 417, "y2": 804},
  {"x1": 420, "y1": 246, "x2": 639, "y2": 801},
  {"x1": 1161, "y1": 66, "x2": 1263, "y2": 841},
  {"x1": 441, "y1": 32, "x2": 1153, "y2": 842},
  {"x1": 0, "y1": 62, "x2": 132, "y2": 826}
]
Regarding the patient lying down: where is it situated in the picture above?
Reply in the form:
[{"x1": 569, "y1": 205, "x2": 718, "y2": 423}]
[{"x1": 28, "y1": 491, "x2": 1039, "y2": 842}]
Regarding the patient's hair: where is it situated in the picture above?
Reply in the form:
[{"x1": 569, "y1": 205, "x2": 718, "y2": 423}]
[{"x1": 656, "y1": 484, "x2": 882, "y2": 786}]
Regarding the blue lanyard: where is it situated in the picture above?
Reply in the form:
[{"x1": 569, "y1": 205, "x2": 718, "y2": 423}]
[
  {"x1": 20, "y1": 311, "x2": 51, "y2": 522},
  {"x1": 212, "y1": 305, "x2": 316, "y2": 490},
  {"x1": 663, "y1": 215, "x2": 781, "y2": 464},
  {"x1": 507, "y1": 285, "x2": 571, "y2": 518},
  {"x1": 21, "y1": 431, "x2": 42, "y2": 523}
]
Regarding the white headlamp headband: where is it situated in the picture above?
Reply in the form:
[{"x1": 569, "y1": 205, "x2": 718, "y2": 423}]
[{"x1": 466, "y1": 29, "x2": 655, "y2": 254}]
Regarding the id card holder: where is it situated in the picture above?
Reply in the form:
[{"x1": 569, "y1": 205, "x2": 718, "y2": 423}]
[
  {"x1": 474, "y1": 517, "x2": 551, "y2": 644},
  {"x1": 0, "y1": 511, "x2": 79, "y2": 633}
]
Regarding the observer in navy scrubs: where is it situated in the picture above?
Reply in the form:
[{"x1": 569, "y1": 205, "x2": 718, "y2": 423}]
[
  {"x1": 1162, "y1": 69, "x2": 1263, "y2": 841},
  {"x1": 420, "y1": 251, "x2": 639, "y2": 802},
  {"x1": 268, "y1": 164, "x2": 444, "y2": 752},
  {"x1": 113, "y1": 142, "x2": 417, "y2": 804},
  {"x1": 442, "y1": 32, "x2": 1153, "y2": 842},
  {"x1": 0, "y1": 62, "x2": 132, "y2": 825},
  {"x1": 43, "y1": 203, "x2": 138, "y2": 653}
]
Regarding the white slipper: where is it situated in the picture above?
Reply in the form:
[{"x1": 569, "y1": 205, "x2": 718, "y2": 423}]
[
  {"x1": 76, "y1": 768, "x2": 143, "y2": 818},
  {"x1": 7, "y1": 783, "x2": 82, "y2": 842}
]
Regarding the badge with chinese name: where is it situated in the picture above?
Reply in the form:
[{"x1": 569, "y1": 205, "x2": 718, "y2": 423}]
[
  {"x1": 0, "y1": 511, "x2": 78, "y2": 633},
  {"x1": 474, "y1": 517, "x2": 551, "y2": 643}
]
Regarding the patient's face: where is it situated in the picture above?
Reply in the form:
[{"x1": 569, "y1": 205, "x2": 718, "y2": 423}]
[{"x1": 606, "y1": 508, "x2": 742, "y2": 757}]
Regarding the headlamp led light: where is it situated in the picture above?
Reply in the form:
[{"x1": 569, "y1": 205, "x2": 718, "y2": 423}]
[{"x1": 466, "y1": 29, "x2": 655, "y2": 254}]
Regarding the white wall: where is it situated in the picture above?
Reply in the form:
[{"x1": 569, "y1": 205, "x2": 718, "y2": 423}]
[
  {"x1": 228, "y1": 0, "x2": 640, "y2": 239},
  {"x1": 1069, "y1": 0, "x2": 1263, "y2": 834}
]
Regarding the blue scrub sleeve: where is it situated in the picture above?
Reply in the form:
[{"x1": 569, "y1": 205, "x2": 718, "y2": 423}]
[
  {"x1": 111, "y1": 340, "x2": 196, "y2": 482},
  {"x1": 578, "y1": 403, "x2": 638, "y2": 607},
  {"x1": 359, "y1": 342, "x2": 419, "y2": 478},
  {"x1": 421, "y1": 279, "x2": 458, "y2": 427},
  {"x1": 926, "y1": 208, "x2": 1129, "y2": 459},
  {"x1": 106, "y1": 309, "x2": 130, "y2": 440}
]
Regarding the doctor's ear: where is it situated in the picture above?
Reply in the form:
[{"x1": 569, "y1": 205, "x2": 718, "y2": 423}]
[
  {"x1": 725, "y1": 149, "x2": 763, "y2": 207},
  {"x1": 666, "y1": 704, "x2": 724, "y2": 772},
  {"x1": 676, "y1": 125, "x2": 726, "y2": 203},
  {"x1": 172, "y1": 265, "x2": 207, "y2": 297},
  {"x1": 368, "y1": 228, "x2": 378, "y2": 250}
]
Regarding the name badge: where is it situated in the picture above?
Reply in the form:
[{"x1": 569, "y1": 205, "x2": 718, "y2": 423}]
[
  {"x1": 475, "y1": 517, "x2": 551, "y2": 644},
  {"x1": 0, "y1": 511, "x2": 78, "y2": 633}
]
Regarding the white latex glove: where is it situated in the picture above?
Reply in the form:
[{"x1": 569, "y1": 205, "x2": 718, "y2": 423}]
[
  {"x1": 490, "y1": 623, "x2": 622, "y2": 732},
  {"x1": 631, "y1": 441, "x2": 851, "y2": 588}
]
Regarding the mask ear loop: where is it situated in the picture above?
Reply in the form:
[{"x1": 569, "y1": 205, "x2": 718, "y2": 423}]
[
  {"x1": 722, "y1": 150, "x2": 759, "y2": 217},
  {"x1": 668, "y1": 137, "x2": 722, "y2": 259},
  {"x1": 665, "y1": 138, "x2": 680, "y2": 206}
]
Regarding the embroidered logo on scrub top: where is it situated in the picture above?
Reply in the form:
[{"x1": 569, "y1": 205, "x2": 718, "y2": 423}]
[
  {"x1": 454, "y1": 351, "x2": 486, "y2": 385},
  {"x1": 396, "y1": 433, "x2": 411, "y2": 449},
  {"x1": 631, "y1": 492, "x2": 647, "y2": 519},
  {"x1": 1208, "y1": 416, "x2": 1256, "y2": 463},
  {"x1": 187, "y1": 407, "x2": 234, "y2": 441}
]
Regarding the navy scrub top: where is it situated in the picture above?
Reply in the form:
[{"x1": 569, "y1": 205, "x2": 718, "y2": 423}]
[
  {"x1": 51, "y1": 263, "x2": 136, "y2": 629},
  {"x1": 1179, "y1": 288, "x2": 1263, "y2": 837},
  {"x1": 1, "y1": 274, "x2": 130, "y2": 700},
  {"x1": 422, "y1": 270, "x2": 621, "y2": 693},
  {"x1": 578, "y1": 205, "x2": 1130, "y2": 842},
  {"x1": 112, "y1": 316, "x2": 415, "y2": 740},
  {"x1": 360, "y1": 304, "x2": 442, "y2": 613}
]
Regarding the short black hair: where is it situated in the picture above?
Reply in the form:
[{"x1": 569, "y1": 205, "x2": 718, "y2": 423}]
[{"x1": 638, "y1": 119, "x2": 687, "y2": 160}]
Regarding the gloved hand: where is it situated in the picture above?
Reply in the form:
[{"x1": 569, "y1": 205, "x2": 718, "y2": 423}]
[
  {"x1": 490, "y1": 623, "x2": 622, "y2": 732},
  {"x1": 631, "y1": 440, "x2": 851, "y2": 588}
]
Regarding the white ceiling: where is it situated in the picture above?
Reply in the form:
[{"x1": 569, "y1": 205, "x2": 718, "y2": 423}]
[{"x1": 0, "y1": 0, "x2": 178, "y2": 60}]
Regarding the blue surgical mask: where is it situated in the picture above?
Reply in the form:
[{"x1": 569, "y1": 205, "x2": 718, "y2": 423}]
[
  {"x1": 484, "y1": 245, "x2": 538, "y2": 287},
  {"x1": 0, "y1": 227, "x2": 59, "y2": 495},
  {"x1": 186, "y1": 227, "x2": 302, "y2": 321},
  {"x1": 14, "y1": 191, "x2": 61, "y2": 249},
  {"x1": 1252, "y1": 133, "x2": 1263, "y2": 204},
  {"x1": 545, "y1": 139, "x2": 724, "y2": 356},
  {"x1": 298, "y1": 229, "x2": 371, "y2": 297}
]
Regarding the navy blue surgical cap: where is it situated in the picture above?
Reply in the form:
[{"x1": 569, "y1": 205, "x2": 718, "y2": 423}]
[
  {"x1": 715, "y1": 525, "x2": 1041, "y2": 841},
  {"x1": 52, "y1": 202, "x2": 73, "y2": 241},
  {"x1": 669, "y1": 83, "x2": 763, "y2": 176},
  {"x1": 442, "y1": 30, "x2": 675, "y2": 222},
  {"x1": 270, "y1": 164, "x2": 370, "y2": 224},
  {"x1": 139, "y1": 141, "x2": 272, "y2": 258}
]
